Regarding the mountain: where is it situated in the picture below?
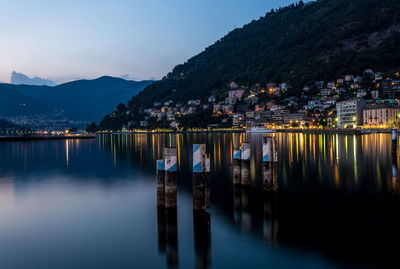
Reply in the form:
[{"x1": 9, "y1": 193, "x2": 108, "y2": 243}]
[
  {"x1": 0, "y1": 84, "x2": 55, "y2": 117},
  {"x1": 0, "y1": 119, "x2": 26, "y2": 131},
  {"x1": 0, "y1": 76, "x2": 154, "y2": 122},
  {"x1": 99, "y1": 0, "x2": 400, "y2": 130}
]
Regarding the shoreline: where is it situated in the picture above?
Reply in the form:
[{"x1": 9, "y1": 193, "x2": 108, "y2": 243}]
[
  {"x1": 99, "y1": 128, "x2": 393, "y2": 135},
  {"x1": 276, "y1": 129, "x2": 392, "y2": 135},
  {"x1": 0, "y1": 134, "x2": 96, "y2": 142}
]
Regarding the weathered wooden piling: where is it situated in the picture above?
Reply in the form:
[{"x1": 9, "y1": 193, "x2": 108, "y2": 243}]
[
  {"x1": 166, "y1": 207, "x2": 179, "y2": 266},
  {"x1": 165, "y1": 147, "x2": 178, "y2": 208},
  {"x1": 193, "y1": 144, "x2": 206, "y2": 211},
  {"x1": 157, "y1": 159, "x2": 166, "y2": 207},
  {"x1": 272, "y1": 137, "x2": 278, "y2": 163},
  {"x1": 233, "y1": 149, "x2": 241, "y2": 186},
  {"x1": 204, "y1": 153, "x2": 211, "y2": 209},
  {"x1": 240, "y1": 143, "x2": 251, "y2": 186},
  {"x1": 193, "y1": 211, "x2": 211, "y2": 269}
]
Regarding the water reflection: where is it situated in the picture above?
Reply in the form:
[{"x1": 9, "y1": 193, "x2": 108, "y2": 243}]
[
  {"x1": 193, "y1": 211, "x2": 211, "y2": 269},
  {"x1": 263, "y1": 192, "x2": 279, "y2": 243},
  {"x1": 233, "y1": 187, "x2": 252, "y2": 231},
  {"x1": 2, "y1": 133, "x2": 400, "y2": 268}
]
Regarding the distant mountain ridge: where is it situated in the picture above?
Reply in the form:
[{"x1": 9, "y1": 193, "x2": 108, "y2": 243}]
[
  {"x1": 0, "y1": 76, "x2": 154, "y2": 122},
  {"x1": 0, "y1": 119, "x2": 26, "y2": 130},
  {"x1": 99, "y1": 0, "x2": 400, "y2": 130}
]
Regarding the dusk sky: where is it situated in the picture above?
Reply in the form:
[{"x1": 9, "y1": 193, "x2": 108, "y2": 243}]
[{"x1": 0, "y1": 0, "x2": 298, "y2": 83}]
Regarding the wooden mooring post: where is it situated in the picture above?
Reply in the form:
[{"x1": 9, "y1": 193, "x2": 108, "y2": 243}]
[
  {"x1": 157, "y1": 159, "x2": 165, "y2": 207},
  {"x1": 165, "y1": 148, "x2": 178, "y2": 208},
  {"x1": 193, "y1": 144, "x2": 206, "y2": 211},
  {"x1": 233, "y1": 149, "x2": 241, "y2": 186}
]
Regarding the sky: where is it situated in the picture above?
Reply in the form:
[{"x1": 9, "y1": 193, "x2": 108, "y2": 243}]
[{"x1": 0, "y1": 0, "x2": 298, "y2": 83}]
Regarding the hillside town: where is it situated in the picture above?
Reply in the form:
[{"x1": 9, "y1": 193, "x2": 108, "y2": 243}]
[{"x1": 128, "y1": 69, "x2": 400, "y2": 130}]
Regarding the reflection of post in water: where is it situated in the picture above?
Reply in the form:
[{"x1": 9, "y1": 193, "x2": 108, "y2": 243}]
[
  {"x1": 240, "y1": 187, "x2": 251, "y2": 230},
  {"x1": 392, "y1": 148, "x2": 398, "y2": 180},
  {"x1": 392, "y1": 129, "x2": 398, "y2": 156},
  {"x1": 233, "y1": 187, "x2": 242, "y2": 223},
  {"x1": 204, "y1": 154, "x2": 211, "y2": 209},
  {"x1": 193, "y1": 211, "x2": 211, "y2": 269},
  {"x1": 392, "y1": 129, "x2": 399, "y2": 183},
  {"x1": 166, "y1": 208, "x2": 179, "y2": 267},
  {"x1": 157, "y1": 206, "x2": 167, "y2": 254},
  {"x1": 263, "y1": 192, "x2": 279, "y2": 243},
  {"x1": 165, "y1": 148, "x2": 178, "y2": 208},
  {"x1": 263, "y1": 136, "x2": 278, "y2": 192}
]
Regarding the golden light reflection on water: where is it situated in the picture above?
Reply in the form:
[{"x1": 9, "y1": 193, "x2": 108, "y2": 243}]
[
  {"x1": 66, "y1": 139, "x2": 69, "y2": 168},
  {"x1": 81, "y1": 133, "x2": 400, "y2": 195}
]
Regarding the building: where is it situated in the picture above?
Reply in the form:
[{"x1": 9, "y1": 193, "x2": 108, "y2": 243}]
[
  {"x1": 255, "y1": 104, "x2": 265, "y2": 111},
  {"x1": 222, "y1": 105, "x2": 234, "y2": 114},
  {"x1": 213, "y1": 104, "x2": 222, "y2": 114},
  {"x1": 354, "y1": 76, "x2": 362, "y2": 83},
  {"x1": 363, "y1": 104, "x2": 400, "y2": 127},
  {"x1": 320, "y1": 88, "x2": 332, "y2": 97},
  {"x1": 315, "y1": 81, "x2": 324, "y2": 89},
  {"x1": 345, "y1": 75, "x2": 354, "y2": 82},
  {"x1": 267, "y1": 87, "x2": 280, "y2": 95},
  {"x1": 280, "y1": 82, "x2": 289, "y2": 90},
  {"x1": 283, "y1": 113, "x2": 304, "y2": 124},
  {"x1": 357, "y1": 89, "x2": 367, "y2": 98},
  {"x1": 188, "y1": 100, "x2": 201, "y2": 105},
  {"x1": 225, "y1": 97, "x2": 237, "y2": 105},
  {"x1": 228, "y1": 90, "x2": 244, "y2": 99},
  {"x1": 229, "y1": 81, "x2": 239, "y2": 89},
  {"x1": 327, "y1": 82, "x2": 335, "y2": 89},
  {"x1": 336, "y1": 99, "x2": 366, "y2": 128},
  {"x1": 208, "y1": 96, "x2": 216, "y2": 103},
  {"x1": 375, "y1": 73, "x2": 383, "y2": 81}
]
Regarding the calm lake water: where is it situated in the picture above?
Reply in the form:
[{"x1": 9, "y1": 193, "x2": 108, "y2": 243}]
[{"x1": 1, "y1": 133, "x2": 400, "y2": 268}]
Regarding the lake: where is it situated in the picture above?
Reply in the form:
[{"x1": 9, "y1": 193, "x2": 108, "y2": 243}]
[{"x1": 0, "y1": 132, "x2": 399, "y2": 268}]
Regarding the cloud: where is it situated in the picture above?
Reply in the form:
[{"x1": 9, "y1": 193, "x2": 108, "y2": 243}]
[{"x1": 10, "y1": 71, "x2": 56, "y2": 86}]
